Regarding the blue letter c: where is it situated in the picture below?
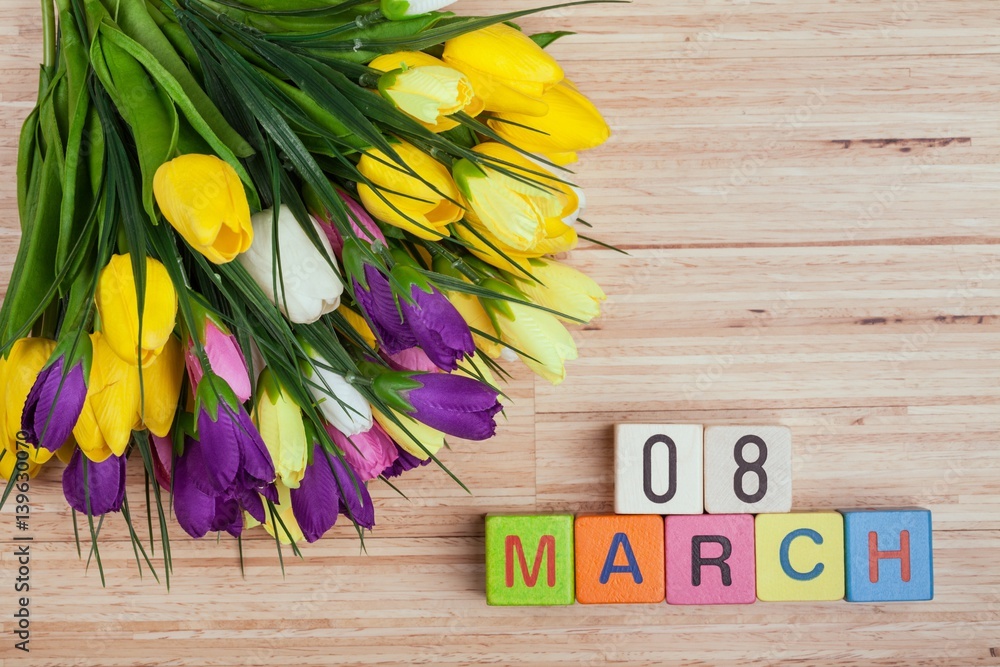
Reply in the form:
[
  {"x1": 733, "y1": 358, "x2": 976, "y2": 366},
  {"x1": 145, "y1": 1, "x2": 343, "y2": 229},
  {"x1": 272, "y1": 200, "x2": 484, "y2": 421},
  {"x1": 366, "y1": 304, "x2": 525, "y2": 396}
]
[{"x1": 779, "y1": 528, "x2": 824, "y2": 581}]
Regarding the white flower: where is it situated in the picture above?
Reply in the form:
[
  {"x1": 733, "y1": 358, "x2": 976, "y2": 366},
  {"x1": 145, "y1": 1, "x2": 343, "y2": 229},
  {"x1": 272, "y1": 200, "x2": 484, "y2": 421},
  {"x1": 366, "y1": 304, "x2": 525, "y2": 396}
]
[
  {"x1": 238, "y1": 205, "x2": 344, "y2": 324},
  {"x1": 307, "y1": 360, "x2": 373, "y2": 436},
  {"x1": 381, "y1": 0, "x2": 457, "y2": 20}
]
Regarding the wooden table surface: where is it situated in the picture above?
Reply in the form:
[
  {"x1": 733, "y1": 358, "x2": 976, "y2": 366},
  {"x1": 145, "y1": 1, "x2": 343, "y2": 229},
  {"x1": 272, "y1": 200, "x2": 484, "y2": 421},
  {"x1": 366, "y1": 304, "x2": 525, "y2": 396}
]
[{"x1": 2, "y1": 1, "x2": 1000, "y2": 665}]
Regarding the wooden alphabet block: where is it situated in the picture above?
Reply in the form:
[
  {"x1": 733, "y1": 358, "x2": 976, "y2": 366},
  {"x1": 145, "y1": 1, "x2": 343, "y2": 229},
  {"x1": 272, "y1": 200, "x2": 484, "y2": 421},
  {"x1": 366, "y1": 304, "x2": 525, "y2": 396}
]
[
  {"x1": 485, "y1": 514, "x2": 575, "y2": 606},
  {"x1": 842, "y1": 508, "x2": 933, "y2": 602},
  {"x1": 574, "y1": 515, "x2": 665, "y2": 604},
  {"x1": 665, "y1": 514, "x2": 756, "y2": 605},
  {"x1": 704, "y1": 425, "x2": 792, "y2": 514},
  {"x1": 614, "y1": 424, "x2": 704, "y2": 515},
  {"x1": 755, "y1": 512, "x2": 845, "y2": 602}
]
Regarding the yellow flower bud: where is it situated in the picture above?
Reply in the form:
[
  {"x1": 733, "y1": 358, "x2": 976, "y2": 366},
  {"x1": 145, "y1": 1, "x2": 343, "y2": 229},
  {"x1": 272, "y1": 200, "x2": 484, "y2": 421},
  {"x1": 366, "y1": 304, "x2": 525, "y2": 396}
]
[
  {"x1": 74, "y1": 333, "x2": 141, "y2": 462},
  {"x1": 253, "y1": 369, "x2": 309, "y2": 489},
  {"x1": 488, "y1": 81, "x2": 611, "y2": 154},
  {"x1": 443, "y1": 24, "x2": 563, "y2": 116},
  {"x1": 357, "y1": 141, "x2": 464, "y2": 240},
  {"x1": 490, "y1": 299, "x2": 578, "y2": 385},
  {"x1": 139, "y1": 334, "x2": 184, "y2": 438},
  {"x1": 153, "y1": 154, "x2": 254, "y2": 264},
  {"x1": 2, "y1": 338, "x2": 57, "y2": 466},
  {"x1": 373, "y1": 407, "x2": 445, "y2": 458},
  {"x1": 244, "y1": 481, "x2": 304, "y2": 545},
  {"x1": 455, "y1": 352, "x2": 502, "y2": 393},
  {"x1": 509, "y1": 258, "x2": 607, "y2": 324},
  {"x1": 337, "y1": 304, "x2": 378, "y2": 350},
  {"x1": 453, "y1": 142, "x2": 577, "y2": 252},
  {"x1": 370, "y1": 52, "x2": 483, "y2": 133},
  {"x1": 0, "y1": 447, "x2": 41, "y2": 479},
  {"x1": 95, "y1": 254, "x2": 178, "y2": 367},
  {"x1": 443, "y1": 288, "x2": 503, "y2": 359}
]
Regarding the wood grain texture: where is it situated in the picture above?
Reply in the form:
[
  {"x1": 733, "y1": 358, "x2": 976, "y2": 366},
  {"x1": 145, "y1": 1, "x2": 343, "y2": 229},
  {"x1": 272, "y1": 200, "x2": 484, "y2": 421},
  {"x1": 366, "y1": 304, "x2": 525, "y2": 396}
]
[{"x1": 2, "y1": 0, "x2": 1000, "y2": 664}]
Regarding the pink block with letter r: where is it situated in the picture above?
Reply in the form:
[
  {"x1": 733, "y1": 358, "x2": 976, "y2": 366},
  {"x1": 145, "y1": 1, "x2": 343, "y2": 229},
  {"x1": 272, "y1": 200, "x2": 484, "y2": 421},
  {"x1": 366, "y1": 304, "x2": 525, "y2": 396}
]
[{"x1": 665, "y1": 514, "x2": 756, "y2": 605}]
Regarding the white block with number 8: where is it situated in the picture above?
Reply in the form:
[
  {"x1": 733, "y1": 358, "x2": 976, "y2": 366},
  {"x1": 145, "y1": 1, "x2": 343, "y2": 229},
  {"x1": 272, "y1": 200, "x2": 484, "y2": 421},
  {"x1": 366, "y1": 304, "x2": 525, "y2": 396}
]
[
  {"x1": 704, "y1": 425, "x2": 792, "y2": 514},
  {"x1": 614, "y1": 424, "x2": 704, "y2": 515}
]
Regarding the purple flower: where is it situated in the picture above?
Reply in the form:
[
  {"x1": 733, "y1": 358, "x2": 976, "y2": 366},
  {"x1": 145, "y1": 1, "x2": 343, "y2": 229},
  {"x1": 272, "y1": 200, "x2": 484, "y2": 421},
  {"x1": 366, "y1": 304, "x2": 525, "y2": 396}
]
[
  {"x1": 195, "y1": 379, "x2": 275, "y2": 497},
  {"x1": 62, "y1": 449, "x2": 126, "y2": 516},
  {"x1": 173, "y1": 436, "x2": 269, "y2": 539},
  {"x1": 291, "y1": 443, "x2": 375, "y2": 543},
  {"x1": 170, "y1": 375, "x2": 276, "y2": 539},
  {"x1": 353, "y1": 264, "x2": 417, "y2": 355},
  {"x1": 398, "y1": 281, "x2": 474, "y2": 372},
  {"x1": 22, "y1": 354, "x2": 87, "y2": 452},
  {"x1": 375, "y1": 372, "x2": 502, "y2": 441},
  {"x1": 380, "y1": 444, "x2": 431, "y2": 479}
]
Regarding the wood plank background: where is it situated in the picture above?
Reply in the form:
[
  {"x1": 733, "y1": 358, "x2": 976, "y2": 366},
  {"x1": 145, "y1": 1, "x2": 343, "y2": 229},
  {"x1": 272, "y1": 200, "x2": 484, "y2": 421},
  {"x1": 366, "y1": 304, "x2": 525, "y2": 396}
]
[{"x1": 2, "y1": 0, "x2": 1000, "y2": 664}]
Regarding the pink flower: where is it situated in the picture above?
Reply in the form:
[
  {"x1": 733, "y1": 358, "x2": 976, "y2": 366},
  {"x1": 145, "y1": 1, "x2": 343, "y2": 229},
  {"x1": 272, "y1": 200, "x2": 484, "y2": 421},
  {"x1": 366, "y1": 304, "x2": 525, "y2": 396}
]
[
  {"x1": 385, "y1": 346, "x2": 441, "y2": 373},
  {"x1": 325, "y1": 422, "x2": 399, "y2": 482},
  {"x1": 185, "y1": 321, "x2": 252, "y2": 403},
  {"x1": 318, "y1": 191, "x2": 387, "y2": 259},
  {"x1": 151, "y1": 433, "x2": 173, "y2": 490}
]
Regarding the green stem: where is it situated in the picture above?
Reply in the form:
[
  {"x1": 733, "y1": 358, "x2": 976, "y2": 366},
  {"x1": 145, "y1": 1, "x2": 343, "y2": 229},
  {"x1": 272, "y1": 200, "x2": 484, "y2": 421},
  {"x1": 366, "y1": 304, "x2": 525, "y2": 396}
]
[
  {"x1": 38, "y1": 300, "x2": 61, "y2": 340},
  {"x1": 41, "y1": 0, "x2": 57, "y2": 72}
]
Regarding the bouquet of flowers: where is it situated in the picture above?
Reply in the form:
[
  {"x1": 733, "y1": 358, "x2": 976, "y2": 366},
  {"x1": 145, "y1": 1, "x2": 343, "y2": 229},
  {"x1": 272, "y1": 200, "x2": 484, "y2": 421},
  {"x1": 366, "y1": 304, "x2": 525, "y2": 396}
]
[{"x1": 1, "y1": 0, "x2": 611, "y2": 581}]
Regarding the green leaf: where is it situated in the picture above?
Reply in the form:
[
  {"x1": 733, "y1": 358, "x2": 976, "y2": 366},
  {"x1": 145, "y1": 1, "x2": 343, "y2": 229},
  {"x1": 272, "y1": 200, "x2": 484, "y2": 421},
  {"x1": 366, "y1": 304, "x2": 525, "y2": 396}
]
[
  {"x1": 0, "y1": 145, "x2": 63, "y2": 343},
  {"x1": 112, "y1": 0, "x2": 253, "y2": 157},
  {"x1": 530, "y1": 30, "x2": 575, "y2": 48},
  {"x1": 90, "y1": 28, "x2": 178, "y2": 222},
  {"x1": 56, "y1": 85, "x2": 96, "y2": 273},
  {"x1": 15, "y1": 106, "x2": 39, "y2": 232},
  {"x1": 300, "y1": 1, "x2": 626, "y2": 55}
]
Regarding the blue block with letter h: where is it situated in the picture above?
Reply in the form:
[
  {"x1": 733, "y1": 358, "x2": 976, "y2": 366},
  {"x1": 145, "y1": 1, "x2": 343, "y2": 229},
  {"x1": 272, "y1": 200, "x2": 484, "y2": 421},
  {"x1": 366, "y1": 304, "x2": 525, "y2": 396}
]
[{"x1": 842, "y1": 508, "x2": 933, "y2": 602}]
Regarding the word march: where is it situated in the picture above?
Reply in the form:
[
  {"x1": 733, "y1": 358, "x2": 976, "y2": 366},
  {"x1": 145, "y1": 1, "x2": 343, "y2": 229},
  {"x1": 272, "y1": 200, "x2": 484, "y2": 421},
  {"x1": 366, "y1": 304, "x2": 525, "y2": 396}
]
[{"x1": 485, "y1": 424, "x2": 933, "y2": 606}]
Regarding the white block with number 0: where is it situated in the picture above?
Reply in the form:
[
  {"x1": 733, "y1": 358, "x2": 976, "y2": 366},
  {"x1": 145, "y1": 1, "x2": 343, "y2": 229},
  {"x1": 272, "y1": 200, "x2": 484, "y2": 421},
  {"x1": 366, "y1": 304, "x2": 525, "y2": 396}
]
[
  {"x1": 614, "y1": 424, "x2": 704, "y2": 515},
  {"x1": 704, "y1": 425, "x2": 792, "y2": 514}
]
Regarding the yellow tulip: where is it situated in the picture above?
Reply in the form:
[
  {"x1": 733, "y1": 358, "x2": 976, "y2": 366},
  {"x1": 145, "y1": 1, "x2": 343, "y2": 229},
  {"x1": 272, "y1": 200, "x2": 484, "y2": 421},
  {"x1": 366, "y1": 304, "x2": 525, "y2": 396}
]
[
  {"x1": 453, "y1": 143, "x2": 572, "y2": 252},
  {"x1": 455, "y1": 215, "x2": 578, "y2": 275},
  {"x1": 443, "y1": 288, "x2": 503, "y2": 359},
  {"x1": 253, "y1": 369, "x2": 308, "y2": 489},
  {"x1": 153, "y1": 154, "x2": 253, "y2": 264},
  {"x1": 373, "y1": 406, "x2": 445, "y2": 458},
  {"x1": 455, "y1": 352, "x2": 502, "y2": 394},
  {"x1": 56, "y1": 436, "x2": 77, "y2": 465},
  {"x1": 370, "y1": 51, "x2": 482, "y2": 132},
  {"x1": 74, "y1": 333, "x2": 141, "y2": 462},
  {"x1": 508, "y1": 258, "x2": 607, "y2": 324},
  {"x1": 0, "y1": 449, "x2": 40, "y2": 480},
  {"x1": 244, "y1": 481, "x2": 304, "y2": 545},
  {"x1": 357, "y1": 141, "x2": 465, "y2": 240},
  {"x1": 488, "y1": 81, "x2": 611, "y2": 155},
  {"x1": 138, "y1": 335, "x2": 184, "y2": 438},
  {"x1": 2, "y1": 338, "x2": 57, "y2": 467},
  {"x1": 485, "y1": 292, "x2": 578, "y2": 385},
  {"x1": 443, "y1": 24, "x2": 563, "y2": 116},
  {"x1": 337, "y1": 304, "x2": 377, "y2": 350},
  {"x1": 454, "y1": 223, "x2": 532, "y2": 275},
  {"x1": 96, "y1": 254, "x2": 178, "y2": 367}
]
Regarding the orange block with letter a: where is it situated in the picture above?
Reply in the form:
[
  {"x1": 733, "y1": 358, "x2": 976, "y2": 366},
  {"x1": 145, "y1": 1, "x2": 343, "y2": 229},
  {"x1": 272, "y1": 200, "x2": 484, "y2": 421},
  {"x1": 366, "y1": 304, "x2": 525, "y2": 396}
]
[{"x1": 574, "y1": 515, "x2": 665, "y2": 604}]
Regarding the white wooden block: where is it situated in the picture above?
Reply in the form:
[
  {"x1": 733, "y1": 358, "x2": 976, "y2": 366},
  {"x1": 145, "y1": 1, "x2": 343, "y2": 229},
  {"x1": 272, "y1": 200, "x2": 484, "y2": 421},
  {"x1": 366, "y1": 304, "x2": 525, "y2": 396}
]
[
  {"x1": 704, "y1": 426, "x2": 792, "y2": 514},
  {"x1": 614, "y1": 424, "x2": 704, "y2": 515}
]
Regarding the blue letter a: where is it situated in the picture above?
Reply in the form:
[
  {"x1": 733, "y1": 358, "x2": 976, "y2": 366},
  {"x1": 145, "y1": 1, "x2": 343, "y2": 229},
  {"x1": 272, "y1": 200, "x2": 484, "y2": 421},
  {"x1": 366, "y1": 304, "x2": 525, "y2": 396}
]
[{"x1": 600, "y1": 533, "x2": 643, "y2": 585}]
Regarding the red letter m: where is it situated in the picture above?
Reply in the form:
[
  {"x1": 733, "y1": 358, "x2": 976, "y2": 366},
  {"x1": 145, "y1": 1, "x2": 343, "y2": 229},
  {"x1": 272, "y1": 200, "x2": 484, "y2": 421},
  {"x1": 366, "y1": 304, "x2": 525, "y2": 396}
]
[{"x1": 505, "y1": 535, "x2": 556, "y2": 588}]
